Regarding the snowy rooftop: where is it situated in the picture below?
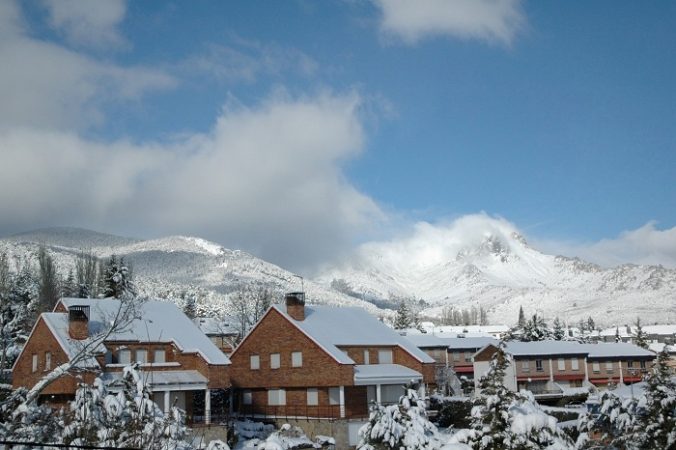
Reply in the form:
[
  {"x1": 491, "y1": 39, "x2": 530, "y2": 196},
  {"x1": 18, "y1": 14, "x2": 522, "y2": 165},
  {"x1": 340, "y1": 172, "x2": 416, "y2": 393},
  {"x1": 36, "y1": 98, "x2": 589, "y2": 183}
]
[
  {"x1": 502, "y1": 341, "x2": 655, "y2": 358},
  {"x1": 48, "y1": 298, "x2": 230, "y2": 366},
  {"x1": 648, "y1": 342, "x2": 676, "y2": 354},
  {"x1": 272, "y1": 305, "x2": 434, "y2": 365},
  {"x1": 404, "y1": 334, "x2": 497, "y2": 350},
  {"x1": 101, "y1": 369, "x2": 208, "y2": 390},
  {"x1": 353, "y1": 364, "x2": 423, "y2": 385},
  {"x1": 599, "y1": 324, "x2": 676, "y2": 337},
  {"x1": 194, "y1": 317, "x2": 239, "y2": 336}
]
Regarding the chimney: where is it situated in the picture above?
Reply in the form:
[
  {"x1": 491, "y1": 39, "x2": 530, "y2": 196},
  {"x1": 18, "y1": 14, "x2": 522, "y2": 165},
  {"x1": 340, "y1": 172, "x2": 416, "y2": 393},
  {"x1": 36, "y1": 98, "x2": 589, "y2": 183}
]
[
  {"x1": 68, "y1": 305, "x2": 90, "y2": 340},
  {"x1": 285, "y1": 292, "x2": 305, "y2": 321}
]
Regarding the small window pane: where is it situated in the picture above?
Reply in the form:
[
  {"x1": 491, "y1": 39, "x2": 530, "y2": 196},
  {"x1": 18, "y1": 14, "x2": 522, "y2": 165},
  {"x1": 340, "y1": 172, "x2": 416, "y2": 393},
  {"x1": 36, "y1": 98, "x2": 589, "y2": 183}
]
[
  {"x1": 378, "y1": 349, "x2": 393, "y2": 364},
  {"x1": 522, "y1": 360, "x2": 530, "y2": 371},
  {"x1": 45, "y1": 352, "x2": 51, "y2": 370},
  {"x1": 250, "y1": 355, "x2": 260, "y2": 370},
  {"x1": 268, "y1": 389, "x2": 286, "y2": 406},
  {"x1": 328, "y1": 387, "x2": 340, "y2": 405},
  {"x1": 291, "y1": 351, "x2": 302, "y2": 367},
  {"x1": 32, "y1": 354, "x2": 38, "y2": 372},
  {"x1": 571, "y1": 359, "x2": 579, "y2": 370},
  {"x1": 136, "y1": 349, "x2": 148, "y2": 364},
  {"x1": 243, "y1": 391, "x2": 252, "y2": 405},
  {"x1": 154, "y1": 349, "x2": 166, "y2": 363},
  {"x1": 592, "y1": 362, "x2": 600, "y2": 372},
  {"x1": 363, "y1": 350, "x2": 370, "y2": 365},
  {"x1": 606, "y1": 361, "x2": 613, "y2": 371},
  {"x1": 557, "y1": 358, "x2": 565, "y2": 371},
  {"x1": 535, "y1": 360, "x2": 543, "y2": 371},
  {"x1": 270, "y1": 353, "x2": 280, "y2": 369},
  {"x1": 453, "y1": 352, "x2": 460, "y2": 361},
  {"x1": 119, "y1": 349, "x2": 131, "y2": 364},
  {"x1": 307, "y1": 388, "x2": 318, "y2": 405}
]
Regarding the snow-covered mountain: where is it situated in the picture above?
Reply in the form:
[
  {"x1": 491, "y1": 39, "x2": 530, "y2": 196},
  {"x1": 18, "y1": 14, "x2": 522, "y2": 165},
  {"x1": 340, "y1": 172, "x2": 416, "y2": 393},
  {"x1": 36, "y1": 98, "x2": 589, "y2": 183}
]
[
  {"x1": 0, "y1": 228, "x2": 382, "y2": 318},
  {"x1": 2, "y1": 222, "x2": 674, "y2": 327},
  {"x1": 315, "y1": 217, "x2": 676, "y2": 327}
]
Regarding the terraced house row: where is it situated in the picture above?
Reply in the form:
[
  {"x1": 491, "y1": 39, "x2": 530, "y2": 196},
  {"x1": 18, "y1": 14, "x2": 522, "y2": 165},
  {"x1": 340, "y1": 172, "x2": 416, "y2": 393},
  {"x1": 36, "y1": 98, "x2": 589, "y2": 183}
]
[{"x1": 12, "y1": 293, "x2": 435, "y2": 429}]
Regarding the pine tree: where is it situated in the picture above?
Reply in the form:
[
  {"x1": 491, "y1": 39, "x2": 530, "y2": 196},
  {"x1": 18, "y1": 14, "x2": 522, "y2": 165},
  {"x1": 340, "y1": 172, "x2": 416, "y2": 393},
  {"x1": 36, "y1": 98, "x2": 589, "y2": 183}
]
[
  {"x1": 102, "y1": 255, "x2": 136, "y2": 299},
  {"x1": 552, "y1": 316, "x2": 565, "y2": 340},
  {"x1": 633, "y1": 347, "x2": 676, "y2": 449},
  {"x1": 576, "y1": 389, "x2": 638, "y2": 449},
  {"x1": 632, "y1": 317, "x2": 649, "y2": 349},
  {"x1": 357, "y1": 383, "x2": 438, "y2": 450},
  {"x1": 587, "y1": 316, "x2": 596, "y2": 333},
  {"x1": 183, "y1": 294, "x2": 197, "y2": 319},
  {"x1": 75, "y1": 249, "x2": 98, "y2": 298},
  {"x1": 61, "y1": 269, "x2": 77, "y2": 298},
  {"x1": 36, "y1": 246, "x2": 59, "y2": 315},
  {"x1": 517, "y1": 306, "x2": 526, "y2": 328},
  {"x1": 393, "y1": 300, "x2": 412, "y2": 330},
  {"x1": 521, "y1": 314, "x2": 552, "y2": 342}
]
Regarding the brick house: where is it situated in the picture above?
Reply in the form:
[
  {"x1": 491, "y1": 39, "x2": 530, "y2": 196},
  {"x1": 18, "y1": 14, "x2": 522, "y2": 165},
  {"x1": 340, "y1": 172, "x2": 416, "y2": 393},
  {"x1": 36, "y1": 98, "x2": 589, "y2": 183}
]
[
  {"x1": 473, "y1": 341, "x2": 655, "y2": 400},
  {"x1": 12, "y1": 298, "x2": 231, "y2": 424},
  {"x1": 229, "y1": 292, "x2": 435, "y2": 422}
]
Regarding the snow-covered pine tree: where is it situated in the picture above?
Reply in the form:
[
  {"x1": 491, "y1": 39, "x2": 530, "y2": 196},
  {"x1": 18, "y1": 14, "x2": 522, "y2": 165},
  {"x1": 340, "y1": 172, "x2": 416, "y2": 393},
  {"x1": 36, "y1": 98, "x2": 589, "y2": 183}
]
[
  {"x1": 552, "y1": 316, "x2": 565, "y2": 340},
  {"x1": 61, "y1": 269, "x2": 77, "y2": 298},
  {"x1": 36, "y1": 245, "x2": 60, "y2": 316},
  {"x1": 63, "y1": 364, "x2": 187, "y2": 449},
  {"x1": 393, "y1": 300, "x2": 412, "y2": 330},
  {"x1": 632, "y1": 317, "x2": 649, "y2": 349},
  {"x1": 357, "y1": 383, "x2": 438, "y2": 450},
  {"x1": 632, "y1": 347, "x2": 676, "y2": 449},
  {"x1": 576, "y1": 390, "x2": 638, "y2": 449},
  {"x1": 75, "y1": 249, "x2": 98, "y2": 298},
  {"x1": 521, "y1": 315, "x2": 552, "y2": 342},
  {"x1": 462, "y1": 343, "x2": 515, "y2": 449},
  {"x1": 586, "y1": 316, "x2": 595, "y2": 333},
  {"x1": 518, "y1": 306, "x2": 526, "y2": 328},
  {"x1": 102, "y1": 255, "x2": 136, "y2": 299}
]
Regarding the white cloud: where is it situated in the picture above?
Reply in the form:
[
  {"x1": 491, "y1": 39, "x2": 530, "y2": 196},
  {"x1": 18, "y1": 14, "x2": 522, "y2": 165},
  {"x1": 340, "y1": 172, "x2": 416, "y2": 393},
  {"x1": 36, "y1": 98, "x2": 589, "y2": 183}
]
[
  {"x1": 0, "y1": 1, "x2": 175, "y2": 132},
  {"x1": 373, "y1": 0, "x2": 525, "y2": 46},
  {"x1": 535, "y1": 222, "x2": 676, "y2": 268},
  {"x1": 183, "y1": 39, "x2": 319, "y2": 83},
  {"x1": 42, "y1": 0, "x2": 127, "y2": 49},
  {"x1": 0, "y1": 91, "x2": 384, "y2": 272}
]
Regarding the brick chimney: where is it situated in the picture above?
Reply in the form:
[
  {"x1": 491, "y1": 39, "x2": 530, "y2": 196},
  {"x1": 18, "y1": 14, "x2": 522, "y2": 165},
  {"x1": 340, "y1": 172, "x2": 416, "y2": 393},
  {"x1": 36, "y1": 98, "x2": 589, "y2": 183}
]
[
  {"x1": 285, "y1": 292, "x2": 305, "y2": 321},
  {"x1": 68, "y1": 305, "x2": 90, "y2": 340}
]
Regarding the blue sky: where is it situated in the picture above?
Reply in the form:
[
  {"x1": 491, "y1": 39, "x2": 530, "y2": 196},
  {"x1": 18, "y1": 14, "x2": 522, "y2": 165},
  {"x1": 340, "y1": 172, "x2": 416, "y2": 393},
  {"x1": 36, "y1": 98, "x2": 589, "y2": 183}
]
[{"x1": 1, "y1": 0, "x2": 675, "y2": 272}]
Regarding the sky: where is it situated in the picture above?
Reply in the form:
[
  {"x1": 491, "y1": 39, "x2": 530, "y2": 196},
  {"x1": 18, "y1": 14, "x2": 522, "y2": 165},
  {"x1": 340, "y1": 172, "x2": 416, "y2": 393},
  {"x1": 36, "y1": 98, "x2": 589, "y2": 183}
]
[{"x1": 0, "y1": 0, "x2": 675, "y2": 273}]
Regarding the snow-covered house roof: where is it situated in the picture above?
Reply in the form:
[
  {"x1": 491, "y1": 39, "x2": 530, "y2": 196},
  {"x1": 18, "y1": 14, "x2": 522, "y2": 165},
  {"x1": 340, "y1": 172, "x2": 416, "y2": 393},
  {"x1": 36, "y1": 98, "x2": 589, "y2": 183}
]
[
  {"x1": 353, "y1": 364, "x2": 423, "y2": 385},
  {"x1": 271, "y1": 304, "x2": 434, "y2": 365},
  {"x1": 50, "y1": 298, "x2": 230, "y2": 366},
  {"x1": 425, "y1": 324, "x2": 509, "y2": 338},
  {"x1": 484, "y1": 341, "x2": 656, "y2": 360},
  {"x1": 194, "y1": 317, "x2": 239, "y2": 336},
  {"x1": 404, "y1": 334, "x2": 497, "y2": 351}
]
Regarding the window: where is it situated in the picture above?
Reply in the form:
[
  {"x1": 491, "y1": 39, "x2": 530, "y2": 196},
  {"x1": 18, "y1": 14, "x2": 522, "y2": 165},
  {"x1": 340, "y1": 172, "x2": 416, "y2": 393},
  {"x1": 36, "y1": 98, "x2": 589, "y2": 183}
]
[
  {"x1": 378, "y1": 349, "x2": 393, "y2": 364},
  {"x1": 464, "y1": 351, "x2": 472, "y2": 362},
  {"x1": 328, "y1": 387, "x2": 341, "y2": 405},
  {"x1": 452, "y1": 352, "x2": 460, "y2": 362},
  {"x1": 32, "y1": 354, "x2": 38, "y2": 372},
  {"x1": 250, "y1": 355, "x2": 260, "y2": 370},
  {"x1": 535, "y1": 360, "x2": 543, "y2": 372},
  {"x1": 521, "y1": 360, "x2": 530, "y2": 372},
  {"x1": 307, "y1": 388, "x2": 319, "y2": 406},
  {"x1": 606, "y1": 361, "x2": 614, "y2": 372},
  {"x1": 154, "y1": 349, "x2": 166, "y2": 363},
  {"x1": 571, "y1": 359, "x2": 579, "y2": 371},
  {"x1": 363, "y1": 350, "x2": 370, "y2": 365},
  {"x1": 640, "y1": 361, "x2": 646, "y2": 369},
  {"x1": 558, "y1": 358, "x2": 565, "y2": 371},
  {"x1": 291, "y1": 351, "x2": 303, "y2": 368},
  {"x1": 268, "y1": 389, "x2": 286, "y2": 406},
  {"x1": 243, "y1": 391, "x2": 252, "y2": 405},
  {"x1": 119, "y1": 349, "x2": 131, "y2": 364},
  {"x1": 270, "y1": 353, "x2": 280, "y2": 369},
  {"x1": 136, "y1": 349, "x2": 148, "y2": 364},
  {"x1": 592, "y1": 362, "x2": 600, "y2": 373},
  {"x1": 45, "y1": 352, "x2": 51, "y2": 370},
  {"x1": 627, "y1": 360, "x2": 634, "y2": 368}
]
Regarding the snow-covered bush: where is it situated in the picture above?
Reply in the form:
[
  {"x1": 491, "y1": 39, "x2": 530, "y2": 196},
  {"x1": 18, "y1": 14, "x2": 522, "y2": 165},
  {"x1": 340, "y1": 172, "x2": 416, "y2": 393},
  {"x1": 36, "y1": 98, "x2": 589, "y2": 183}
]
[
  {"x1": 0, "y1": 386, "x2": 62, "y2": 444},
  {"x1": 358, "y1": 383, "x2": 439, "y2": 450},
  {"x1": 258, "y1": 423, "x2": 319, "y2": 450}
]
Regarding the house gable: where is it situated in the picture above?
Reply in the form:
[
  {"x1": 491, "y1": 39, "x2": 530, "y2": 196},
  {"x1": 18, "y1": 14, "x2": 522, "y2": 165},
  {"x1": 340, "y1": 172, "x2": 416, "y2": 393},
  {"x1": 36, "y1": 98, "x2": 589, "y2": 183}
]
[{"x1": 229, "y1": 307, "x2": 353, "y2": 388}]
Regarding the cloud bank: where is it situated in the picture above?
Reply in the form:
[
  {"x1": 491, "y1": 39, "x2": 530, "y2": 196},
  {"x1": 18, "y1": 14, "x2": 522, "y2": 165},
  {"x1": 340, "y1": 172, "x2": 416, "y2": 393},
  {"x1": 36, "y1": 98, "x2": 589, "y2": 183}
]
[{"x1": 373, "y1": 0, "x2": 525, "y2": 45}]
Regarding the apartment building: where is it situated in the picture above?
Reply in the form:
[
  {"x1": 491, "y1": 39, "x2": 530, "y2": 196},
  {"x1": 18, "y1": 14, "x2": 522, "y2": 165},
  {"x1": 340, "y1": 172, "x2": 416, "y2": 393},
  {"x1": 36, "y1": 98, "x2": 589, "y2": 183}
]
[{"x1": 473, "y1": 341, "x2": 655, "y2": 399}]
